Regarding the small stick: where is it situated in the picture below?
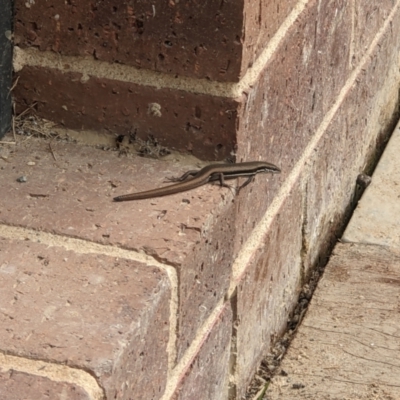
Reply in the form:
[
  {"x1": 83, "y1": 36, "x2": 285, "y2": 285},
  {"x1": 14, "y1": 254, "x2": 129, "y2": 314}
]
[
  {"x1": 49, "y1": 140, "x2": 57, "y2": 161},
  {"x1": 8, "y1": 76, "x2": 20, "y2": 95},
  {"x1": 29, "y1": 193, "x2": 49, "y2": 198},
  {"x1": 14, "y1": 102, "x2": 38, "y2": 120},
  {"x1": 12, "y1": 113, "x2": 17, "y2": 142}
]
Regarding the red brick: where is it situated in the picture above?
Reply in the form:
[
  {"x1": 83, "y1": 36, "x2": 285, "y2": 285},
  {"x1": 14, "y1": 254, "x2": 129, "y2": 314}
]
[
  {"x1": 304, "y1": 14, "x2": 400, "y2": 272},
  {"x1": 0, "y1": 370, "x2": 90, "y2": 400},
  {"x1": 14, "y1": 0, "x2": 301, "y2": 82},
  {"x1": 14, "y1": 0, "x2": 244, "y2": 82},
  {"x1": 172, "y1": 304, "x2": 232, "y2": 400},
  {"x1": 234, "y1": 181, "x2": 303, "y2": 398},
  {"x1": 0, "y1": 137, "x2": 234, "y2": 362},
  {"x1": 14, "y1": 66, "x2": 238, "y2": 161},
  {"x1": 241, "y1": 0, "x2": 298, "y2": 73},
  {"x1": 13, "y1": 1, "x2": 356, "y2": 164},
  {"x1": 232, "y1": 0, "x2": 352, "y2": 254},
  {"x1": 352, "y1": 0, "x2": 397, "y2": 64},
  {"x1": 0, "y1": 237, "x2": 171, "y2": 399}
]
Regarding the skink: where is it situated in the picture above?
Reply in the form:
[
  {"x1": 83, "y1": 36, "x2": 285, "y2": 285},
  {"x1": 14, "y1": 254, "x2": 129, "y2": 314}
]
[{"x1": 113, "y1": 161, "x2": 280, "y2": 202}]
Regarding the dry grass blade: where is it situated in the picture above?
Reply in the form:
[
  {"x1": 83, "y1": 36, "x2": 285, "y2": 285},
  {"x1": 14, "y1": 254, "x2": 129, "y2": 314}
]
[{"x1": 8, "y1": 76, "x2": 20, "y2": 95}]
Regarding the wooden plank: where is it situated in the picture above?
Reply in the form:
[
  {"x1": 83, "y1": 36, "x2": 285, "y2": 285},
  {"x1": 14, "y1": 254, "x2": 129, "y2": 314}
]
[{"x1": 267, "y1": 243, "x2": 400, "y2": 400}]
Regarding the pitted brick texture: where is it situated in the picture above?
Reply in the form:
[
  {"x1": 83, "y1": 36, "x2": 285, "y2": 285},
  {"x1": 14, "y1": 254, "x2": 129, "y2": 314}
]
[
  {"x1": 14, "y1": 0, "x2": 244, "y2": 82},
  {"x1": 14, "y1": 66, "x2": 238, "y2": 161},
  {"x1": 0, "y1": 370, "x2": 91, "y2": 400},
  {"x1": 15, "y1": 0, "x2": 300, "y2": 82},
  {"x1": 0, "y1": 137, "x2": 236, "y2": 362},
  {"x1": 0, "y1": 237, "x2": 171, "y2": 399},
  {"x1": 173, "y1": 304, "x2": 232, "y2": 400},
  {"x1": 235, "y1": 181, "x2": 303, "y2": 398}
]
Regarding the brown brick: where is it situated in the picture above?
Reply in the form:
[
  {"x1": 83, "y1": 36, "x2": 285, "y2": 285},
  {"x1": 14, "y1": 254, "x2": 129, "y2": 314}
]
[
  {"x1": 0, "y1": 370, "x2": 91, "y2": 400},
  {"x1": 0, "y1": 237, "x2": 171, "y2": 399},
  {"x1": 304, "y1": 13, "x2": 400, "y2": 272},
  {"x1": 173, "y1": 303, "x2": 232, "y2": 400},
  {"x1": 14, "y1": 66, "x2": 238, "y2": 161},
  {"x1": 237, "y1": 0, "x2": 352, "y2": 165},
  {"x1": 177, "y1": 203, "x2": 235, "y2": 360},
  {"x1": 14, "y1": 0, "x2": 303, "y2": 82},
  {"x1": 241, "y1": 0, "x2": 298, "y2": 74},
  {"x1": 13, "y1": 1, "x2": 354, "y2": 164},
  {"x1": 14, "y1": 0, "x2": 244, "y2": 82},
  {"x1": 234, "y1": 181, "x2": 303, "y2": 398},
  {"x1": 352, "y1": 0, "x2": 397, "y2": 65},
  {"x1": 232, "y1": 0, "x2": 352, "y2": 254},
  {"x1": 0, "y1": 137, "x2": 234, "y2": 362}
]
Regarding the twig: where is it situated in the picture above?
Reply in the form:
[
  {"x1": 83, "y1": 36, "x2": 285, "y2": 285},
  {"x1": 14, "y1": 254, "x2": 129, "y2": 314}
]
[
  {"x1": 8, "y1": 76, "x2": 20, "y2": 95},
  {"x1": 48, "y1": 140, "x2": 57, "y2": 161},
  {"x1": 14, "y1": 102, "x2": 38, "y2": 121},
  {"x1": 29, "y1": 193, "x2": 49, "y2": 198},
  {"x1": 12, "y1": 117, "x2": 17, "y2": 142}
]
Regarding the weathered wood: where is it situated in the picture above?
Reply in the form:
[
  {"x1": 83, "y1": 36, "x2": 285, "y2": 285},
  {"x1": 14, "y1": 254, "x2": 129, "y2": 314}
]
[{"x1": 267, "y1": 243, "x2": 400, "y2": 400}]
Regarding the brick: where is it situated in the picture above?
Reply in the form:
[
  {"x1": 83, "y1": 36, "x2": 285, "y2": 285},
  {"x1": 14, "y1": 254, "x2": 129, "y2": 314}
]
[
  {"x1": 14, "y1": 0, "x2": 302, "y2": 82},
  {"x1": 304, "y1": 7, "x2": 400, "y2": 272},
  {"x1": 0, "y1": 237, "x2": 171, "y2": 399},
  {"x1": 241, "y1": 0, "x2": 298, "y2": 74},
  {"x1": 173, "y1": 304, "x2": 232, "y2": 400},
  {"x1": 14, "y1": 66, "x2": 238, "y2": 161},
  {"x1": 13, "y1": 1, "x2": 355, "y2": 164},
  {"x1": 234, "y1": 181, "x2": 303, "y2": 398},
  {"x1": 0, "y1": 370, "x2": 91, "y2": 400},
  {"x1": 0, "y1": 137, "x2": 233, "y2": 362},
  {"x1": 352, "y1": 0, "x2": 397, "y2": 64},
  {"x1": 233, "y1": 0, "x2": 352, "y2": 254},
  {"x1": 0, "y1": 0, "x2": 12, "y2": 138},
  {"x1": 14, "y1": 0, "x2": 244, "y2": 82}
]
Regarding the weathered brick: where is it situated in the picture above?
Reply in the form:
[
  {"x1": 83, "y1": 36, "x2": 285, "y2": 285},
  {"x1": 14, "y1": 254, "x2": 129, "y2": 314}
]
[
  {"x1": 13, "y1": 1, "x2": 354, "y2": 163},
  {"x1": 14, "y1": 0, "x2": 244, "y2": 82},
  {"x1": 173, "y1": 304, "x2": 232, "y2": 400},
  {"x1": 232, "y1": 0, "x2": 352, "y2": 254},
  {"x1": 234, "y1": 180, "x2": 303, "y2": 398},
  {"x1": 0, "y1": 237, "x2": 171, "y2": 399},
  {"x1": 14, "y1": 66, "x2": 238, "y2": 161},
  {"x1": 14, "y1": 0, "x2": 300, "y2": 82},
  {"x1": 352, "y1": 0, "x2": 397, "y2": 64},
  {"x1": 0, "y1": 137, "x2": 234, "y2": 362},
  {"x1": 241, "y1": 0, "x2": 298, "y2": 74},
  {"x1": 304, "y1": 18, "x2": 400, "y2": 272},
  {"x1": 0, "y1": 370, "x2": 91, "y2": 400}
]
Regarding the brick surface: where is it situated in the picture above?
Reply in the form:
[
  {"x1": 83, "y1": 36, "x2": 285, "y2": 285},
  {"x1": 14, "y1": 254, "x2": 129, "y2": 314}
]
[
  {"x1": 173, "y1": 304, "x2": 232, "y2": 400},
  {"x1": 241, "y1": 0, "x2": 298, "y2": 74},
  {"x1": 13, "y1": 1, "x2": 361, "y2": 164},
  {"x1": 0, "y1": 236, "x2": 171, "y2": 399},
  {"x1": 237, "y1": 0, "x2": 352, "y2": 165},
  {"x1": 352, "y1": 0, "x2": 397, "y2": 65},
  {"x1": 14, "y1": 0, "x2": 302, "y2": 83},
  {"x1": 14, "y1": 66, "x2": 239, "y2": 161},
  {"x1": 233, "y1": 0, "x2": 352, "y2": 253},
  {"x1": 14, "y1": 0, "x2": 244, "y2": 82},
  {"x1": 0, "y1": 138, "x2": 234, "y2": 361},
  {"x1": 304, "y1": 5, "x2": 400, "y2": 272},
  {"x1": 234, "y1": 181, "x2": 303, "y2": 398},
  {"x1": 0, "y1": 370, "x2": 91, "y2": 400}
]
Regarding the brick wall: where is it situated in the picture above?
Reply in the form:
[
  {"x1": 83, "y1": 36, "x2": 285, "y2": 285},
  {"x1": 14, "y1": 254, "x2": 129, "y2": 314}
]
[
  {"x1": 6, "y1": 0, "x2": 400, "y2": 399},
  {"x1": 0, "y1": 0, "x2": 12, "y2": 138}
]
